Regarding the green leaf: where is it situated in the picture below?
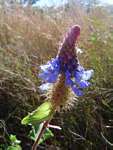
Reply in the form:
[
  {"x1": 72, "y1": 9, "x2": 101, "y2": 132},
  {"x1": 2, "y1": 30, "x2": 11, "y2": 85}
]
[
  {"x1": 28, "y1": 124, "x2": 40, "y2": 141},
  {"x1": 38, "y1": 128, "x2": 54, "y2": 144},
  {"x1": 29, "y1": 124, "x2": 54, "y2": 144},
  {"x1": 21, "y1": 101, "x2": 54, "y2": 125},
  {"x1": 7, "y1": 145, "x2": 22, "y2": 150},
  {"x1": 9, "y1": 135, "x2": 21, "y2": 145}
]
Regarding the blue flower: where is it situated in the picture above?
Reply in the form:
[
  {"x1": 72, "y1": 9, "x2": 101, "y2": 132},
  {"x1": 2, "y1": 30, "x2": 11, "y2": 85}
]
[
  {"x1": 39, "y1": 25, "x2": 94, "y2": 96},
  {"x1": 39, "y1": 58, "x2": 60, "y2": 83},
  {"x1": 39, "y1": 56, "x2": 93, "y2": 96}
]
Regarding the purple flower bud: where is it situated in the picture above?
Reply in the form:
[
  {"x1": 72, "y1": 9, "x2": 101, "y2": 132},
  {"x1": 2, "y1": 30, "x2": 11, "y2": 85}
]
[{"x1": 59, "y1": 25, "x2": 80, "y2": 53}]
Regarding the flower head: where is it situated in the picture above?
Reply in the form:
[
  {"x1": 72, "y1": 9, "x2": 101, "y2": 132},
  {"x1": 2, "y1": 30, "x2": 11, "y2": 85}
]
[{"x1": 39, "y1": 25, "x2": 93, "y2": 96}]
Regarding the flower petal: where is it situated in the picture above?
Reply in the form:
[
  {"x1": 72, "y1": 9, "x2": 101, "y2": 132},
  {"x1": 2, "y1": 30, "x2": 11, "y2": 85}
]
[
  {"x1": 39, "y1": 83, "x2": 52, "y2": 91},
  {"x1": 65, "y1": 71, "x2": 74, "y2": 86},
  {"x1": 74, "y1": 71, "x2": 81, "y2": 82},
  {"x1": 71, "y1": 85, "x2": 83, "y2": 96},
  {"x1": 39, "y1": 58, "x2": 60, "y2": 83},
  {"x1": 77, "y1": 65, "x2": 84, "y2": 72},
  {"x1": 39, "y1": 70, "x2": 59, "y2": 83},
  {"x1": 40, "y1": 58, "x2": 60, "y2": 72},
  {"x1": 79, "y1": 80, "x2": 90, "y2": 88},
  {"x1": 81, "y1": 70, "x2": 94, "y2": 81}
]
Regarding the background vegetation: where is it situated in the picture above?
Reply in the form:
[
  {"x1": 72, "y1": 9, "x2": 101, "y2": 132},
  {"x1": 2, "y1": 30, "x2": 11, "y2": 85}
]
[{"x1": 0, "y1": 0, "x2": 113, "y2": 149}]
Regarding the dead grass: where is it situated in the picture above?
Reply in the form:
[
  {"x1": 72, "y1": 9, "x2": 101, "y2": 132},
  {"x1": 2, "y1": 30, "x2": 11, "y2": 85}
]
[{"x1": 0, "y1": 3, "x2": 113, "y2": 149}]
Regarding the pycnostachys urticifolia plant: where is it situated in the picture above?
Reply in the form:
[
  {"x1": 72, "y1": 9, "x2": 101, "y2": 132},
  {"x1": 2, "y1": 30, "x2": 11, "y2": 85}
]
[{"x1": 22, "y1": 25, "x2": 94, "y2": 150}]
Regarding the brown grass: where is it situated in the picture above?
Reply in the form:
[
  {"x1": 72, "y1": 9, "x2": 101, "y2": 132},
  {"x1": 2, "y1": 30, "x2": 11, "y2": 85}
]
[{"x1": 0, "y1": 3, "x2": 113, "y2": 149}]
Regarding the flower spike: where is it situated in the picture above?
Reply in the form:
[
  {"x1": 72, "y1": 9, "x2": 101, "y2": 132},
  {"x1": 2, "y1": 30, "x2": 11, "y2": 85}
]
[{"x1": 39, "y1": 25, "x2": 93, "y2": 96}]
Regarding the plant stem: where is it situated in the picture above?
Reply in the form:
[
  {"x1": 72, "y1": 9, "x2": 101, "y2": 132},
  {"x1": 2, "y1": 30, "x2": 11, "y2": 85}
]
[{"x1": 32, "y1": 120, "x2": 50, "y2": 150}]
